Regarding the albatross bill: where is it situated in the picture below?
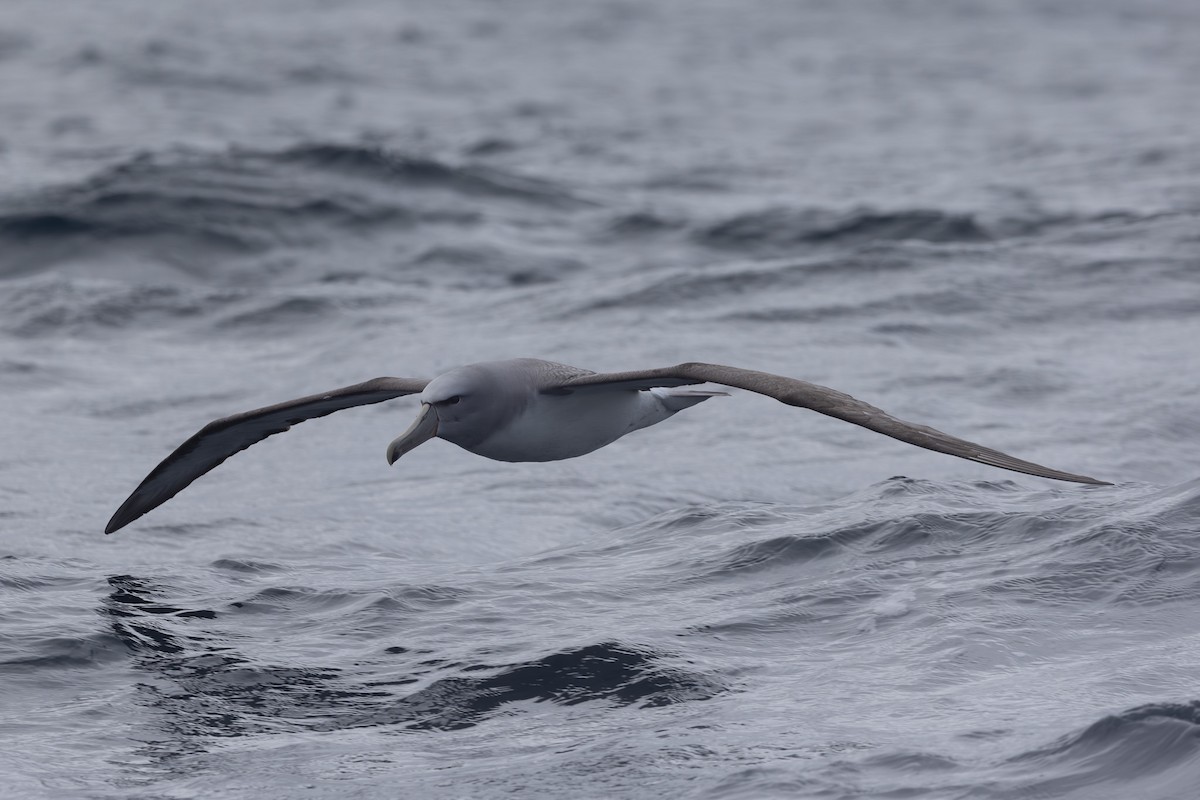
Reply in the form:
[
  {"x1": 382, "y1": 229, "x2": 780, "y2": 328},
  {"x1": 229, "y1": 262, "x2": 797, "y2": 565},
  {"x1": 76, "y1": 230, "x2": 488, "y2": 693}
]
[{"x1": 105, "y1": 358, "x2": 1111, "y2": 534}]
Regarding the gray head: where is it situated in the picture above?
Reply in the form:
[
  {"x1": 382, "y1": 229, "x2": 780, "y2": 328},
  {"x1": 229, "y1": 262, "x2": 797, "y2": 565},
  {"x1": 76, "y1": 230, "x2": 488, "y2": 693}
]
[{"x1": 386, "y1": 360, "x2": 533, "y2": 463}]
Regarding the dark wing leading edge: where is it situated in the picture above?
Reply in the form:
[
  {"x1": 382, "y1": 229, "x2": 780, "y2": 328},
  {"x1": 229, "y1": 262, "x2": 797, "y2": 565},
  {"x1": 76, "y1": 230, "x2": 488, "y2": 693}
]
[
  {"x1": 105, "y1": 377, "x2": 428, "y2": 534},
  {"x1": 557, "y1": 362, "x2": 1111, "y2": 486}
]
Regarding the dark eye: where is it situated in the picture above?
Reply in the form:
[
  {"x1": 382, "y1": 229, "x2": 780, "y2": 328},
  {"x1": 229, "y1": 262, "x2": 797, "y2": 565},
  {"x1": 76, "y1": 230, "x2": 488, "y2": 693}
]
[{"x1": 447, "y1": 395, "x2": 461, "y2": 405}]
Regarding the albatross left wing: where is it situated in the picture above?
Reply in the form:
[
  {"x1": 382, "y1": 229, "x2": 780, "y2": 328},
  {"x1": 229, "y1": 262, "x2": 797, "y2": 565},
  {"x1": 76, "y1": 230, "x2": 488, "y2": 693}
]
[
  {"x1": 557, "y1": 362, "x2": 1111, "y2": 486},
  {"x1": 106, "y1": 377, "x2": 427, "y2": 534}
]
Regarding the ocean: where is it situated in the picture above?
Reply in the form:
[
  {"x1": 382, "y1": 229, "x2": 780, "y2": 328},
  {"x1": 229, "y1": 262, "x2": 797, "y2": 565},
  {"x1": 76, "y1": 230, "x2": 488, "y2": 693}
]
[{"x1": 3, "y1": 0, "x2": 1200, "y2": 797}]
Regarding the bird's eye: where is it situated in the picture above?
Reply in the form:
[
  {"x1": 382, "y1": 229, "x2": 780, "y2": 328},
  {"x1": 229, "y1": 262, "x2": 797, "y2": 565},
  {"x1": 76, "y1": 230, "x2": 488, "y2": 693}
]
[{"x1": 447, "y1": 395, "x2": 462, "y2": 405}]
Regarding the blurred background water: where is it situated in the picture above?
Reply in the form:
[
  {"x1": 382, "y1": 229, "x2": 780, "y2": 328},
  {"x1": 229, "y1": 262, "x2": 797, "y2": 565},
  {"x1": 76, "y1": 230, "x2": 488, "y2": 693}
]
[{"x1": 2, "y1": 1, "x2": 1200, "y2": 797}]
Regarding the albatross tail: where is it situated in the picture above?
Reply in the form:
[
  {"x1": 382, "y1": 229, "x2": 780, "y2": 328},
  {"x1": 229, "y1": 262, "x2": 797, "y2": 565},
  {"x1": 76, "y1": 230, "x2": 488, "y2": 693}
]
[{"x1": 649, "y1": 386, "x2": 729, "y2": 413}]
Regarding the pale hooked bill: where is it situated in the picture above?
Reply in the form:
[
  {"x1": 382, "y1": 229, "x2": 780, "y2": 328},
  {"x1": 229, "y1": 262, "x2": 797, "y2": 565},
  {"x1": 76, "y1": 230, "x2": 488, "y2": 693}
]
[{"x1": 105, "y1": 358, "x2": 1111, "y2": 534}]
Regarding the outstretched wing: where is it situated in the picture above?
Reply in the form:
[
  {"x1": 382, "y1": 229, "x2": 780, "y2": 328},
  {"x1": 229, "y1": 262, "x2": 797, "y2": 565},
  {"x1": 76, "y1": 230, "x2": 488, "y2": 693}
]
[
  {"x1": 106, "y1": 377, "x2": 428, "y2": 534},
  {"x1": 557, "y1": 362, "x2": 1111, "y2": 486}
]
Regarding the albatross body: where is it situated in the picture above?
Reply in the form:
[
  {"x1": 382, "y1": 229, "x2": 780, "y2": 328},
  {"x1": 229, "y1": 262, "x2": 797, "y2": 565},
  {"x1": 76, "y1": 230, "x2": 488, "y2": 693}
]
[
  {"x1": 105, "y1": 358, "x2": 1110, "y2": 534},
  {"x1": 399, "y1": 359, "x2": 725, "y2": 463}
]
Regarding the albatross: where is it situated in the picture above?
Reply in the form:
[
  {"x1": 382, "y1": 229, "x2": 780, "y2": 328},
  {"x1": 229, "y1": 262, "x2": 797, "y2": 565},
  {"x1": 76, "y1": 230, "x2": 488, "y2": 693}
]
[{"x1": 105, "y1": 358, "x2": 1110, "y2": 533}]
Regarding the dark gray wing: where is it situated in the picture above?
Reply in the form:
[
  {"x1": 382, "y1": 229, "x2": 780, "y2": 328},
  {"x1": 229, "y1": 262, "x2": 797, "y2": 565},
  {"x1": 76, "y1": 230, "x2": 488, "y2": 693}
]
[
  {"x1": 557, "y1": 362, "x2": 1111, "y2": 486},
  {"x1": 106, "y1": 377, "x2": 428, "y2": 534}
]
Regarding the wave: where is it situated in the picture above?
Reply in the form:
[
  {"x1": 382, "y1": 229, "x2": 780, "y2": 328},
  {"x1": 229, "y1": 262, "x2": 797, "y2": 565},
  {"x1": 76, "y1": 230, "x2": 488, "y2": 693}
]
[
  {"x1": 0, "y1": 143, "x2": 588, "y2": 282},
  {"x1": 696, "y1": 206, "x2": 993, "y2": 250},
  {"x1": 0, "y1": 278, "x2": 236, "y2": 337},
  {"x1": 1007, "y1": 701, "x2": 1200, "y2": 796},
  {"x1": 338, "y1": 640, "x2": 724, "y2": 732},
  {"x1": 0, "y1": 631, "x2": 129, "y2": 670},
  {"x1": 570, "y1": 253, "x2": 917, "y2": 313},
  {"x1": 277, "y1": 144, "x2": 592, "y2": 206},
  {"x1": 0, "y1": 274, "x2": 418, "y2": 337},
  {"x1": 691, "y1": 205, "x2": 1174, "y2": 253},
  {"x1": 410, "y1": 243, "x2": 587, "y2": 288}
]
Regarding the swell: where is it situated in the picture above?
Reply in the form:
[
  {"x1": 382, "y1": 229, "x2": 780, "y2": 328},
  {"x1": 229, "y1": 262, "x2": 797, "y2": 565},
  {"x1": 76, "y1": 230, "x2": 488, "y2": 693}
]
[
  {"x1": 0, "y1": 275, "x2": 423, "y2": 338},
  {"x1": 695, "y1": 206, "x2": 993, "y2": 250},
  {"x1": 689, "y1": 205, "x2": 1181, "y2": 253},
  {"x1": 611, "y1": 481, "x2": 1200, "y2": 639},
  {"x1": 1004, "y1": 701, "x2": 1200, "y2": 795},
  {"x1": 0, "y1": 143, "x2": 588, "y2": 281}
]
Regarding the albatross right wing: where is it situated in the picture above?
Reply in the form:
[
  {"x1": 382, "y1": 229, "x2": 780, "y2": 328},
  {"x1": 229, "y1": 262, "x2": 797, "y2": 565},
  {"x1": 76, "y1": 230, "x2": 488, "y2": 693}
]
[
  {"x1": 106, "y1": 377, "x2": 427, "y2": 534},
  {"x1": 558, "y1": 362, "x2": 1111, "y2": 486}
]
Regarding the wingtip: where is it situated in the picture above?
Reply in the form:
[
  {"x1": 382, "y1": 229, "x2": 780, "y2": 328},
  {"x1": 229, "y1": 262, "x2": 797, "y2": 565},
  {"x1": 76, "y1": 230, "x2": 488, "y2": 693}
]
[
  {"x1": 1062, "y1": 472, "x2": 1113, "y2": 487},
  {"x1": 105, "y1": 503, "x2": 136, "y2": 535}
]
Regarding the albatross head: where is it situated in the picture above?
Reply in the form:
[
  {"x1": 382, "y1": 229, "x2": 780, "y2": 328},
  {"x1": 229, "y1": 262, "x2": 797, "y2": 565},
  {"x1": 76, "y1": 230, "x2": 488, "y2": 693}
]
[{"x1": 386, "y1": 362, "x2": 527, "y2": 463}]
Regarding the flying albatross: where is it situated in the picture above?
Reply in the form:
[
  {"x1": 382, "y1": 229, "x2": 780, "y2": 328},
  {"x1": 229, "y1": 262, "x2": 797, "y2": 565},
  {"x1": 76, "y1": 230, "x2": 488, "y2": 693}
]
[{"x1": 105, "y1": 358, "x2": 1110, "y2": 533}]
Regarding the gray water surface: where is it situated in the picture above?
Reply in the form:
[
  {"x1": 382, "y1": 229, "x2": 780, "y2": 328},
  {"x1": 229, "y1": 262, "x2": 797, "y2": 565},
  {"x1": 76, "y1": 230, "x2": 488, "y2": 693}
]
[{"x1": 3, "y1": 1, "x2": 1200, "y2": 797}]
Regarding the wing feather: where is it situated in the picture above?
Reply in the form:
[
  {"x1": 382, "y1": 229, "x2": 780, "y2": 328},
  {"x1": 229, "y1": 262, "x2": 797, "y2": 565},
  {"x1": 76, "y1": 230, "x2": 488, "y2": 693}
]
[
  {"x1": 559, "y1": 362, "x2": 1111, "y2": 486},
  {"x1": 105, "y1": 377, "x2": 427, "y2": 533}
]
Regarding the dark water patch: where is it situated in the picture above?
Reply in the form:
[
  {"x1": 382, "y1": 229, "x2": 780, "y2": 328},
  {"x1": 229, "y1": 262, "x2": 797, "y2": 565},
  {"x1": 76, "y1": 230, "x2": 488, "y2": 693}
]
[
  {"x1": 695, "y1": 206, "x2": 992, "y2": 252},
  {"x1": 214, "y1": 295, "x2": 340, "y2": 330},
  {"x1": 722, "y1": 288, "x2": 987, "y2": 325},
  {"x1": 1056, "y1": 254, "x2": 1191, "y2": 282},
  {"x1": 641, "y1": 166, "x2": 741, "y2": 193},
  {"x1": 275, "y1": 143, "x2": 592, "y2": 207},
  {"x1": 0, "y1": 144, "x2": 588, "y2": 280},
  {"x1": 282, "y1": 62, "x2": 361, "y2": 86},
  {"x1": 574, "y1": 254, "x2": 914, "y2": 313},
  {"x1": 104, "y1": 575, "x2": 218, "y2": 622},
  {"x1": 139, "y1": 656, "x2": 387, "y2": 738},
  {"x1": 464, "y1": 136, "x2": 521, "y2": 157},
  {"x1": 0, "y1": 154, "x2": 380, "y2": 262},
  {"x1": 1027, "y1": 209, "x2": 1184, "y2": 246},
  {"x1": 101, "y1": 575, "x2": 219, "y2": 657},
  {"x1": 601, "y1": 210, "x2": 687, "y2": 237},
  {"x1": 340, "y1": 641, "x2": 723, "y2": 731},
  {"x1": 97, "y1": 576, "x2": 392, "y2": 738},
  {"x1": 107, "y1": 617, "x2": 185, "y2": 655},
  {"x1": 870, "y1": 321, "x2": 940, "y2": 337},
  {"x1": 580, "y1": 266, "x2": 791, "y2": 312},
  {"x1": 408, "y1": 243, "x2": 586, "y2": 288},
  {"x1": 0, "y1": 358, "x2": 39, "y2": 376},
  {"x1": 209, "y1": 558, "x2": 286, "y2": 574},
  {"x1": 228, "y1": 583, "x2": 466, "y2": 617},
  {"x1": 210, "y1": 285, "x2": 424, "y2": 331},
  {"x1": 316, "y1": 269, "x2": 377, "y2": 284},
  {"x1": 0, "y1": 278, "x2": 240, "y2": 337},
  {"x1": 97, "y1": 629, "x2": 720, "y2": 740},
  {"x1": 0, "y1": 632, "x2": 128, "y2": 670}
]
